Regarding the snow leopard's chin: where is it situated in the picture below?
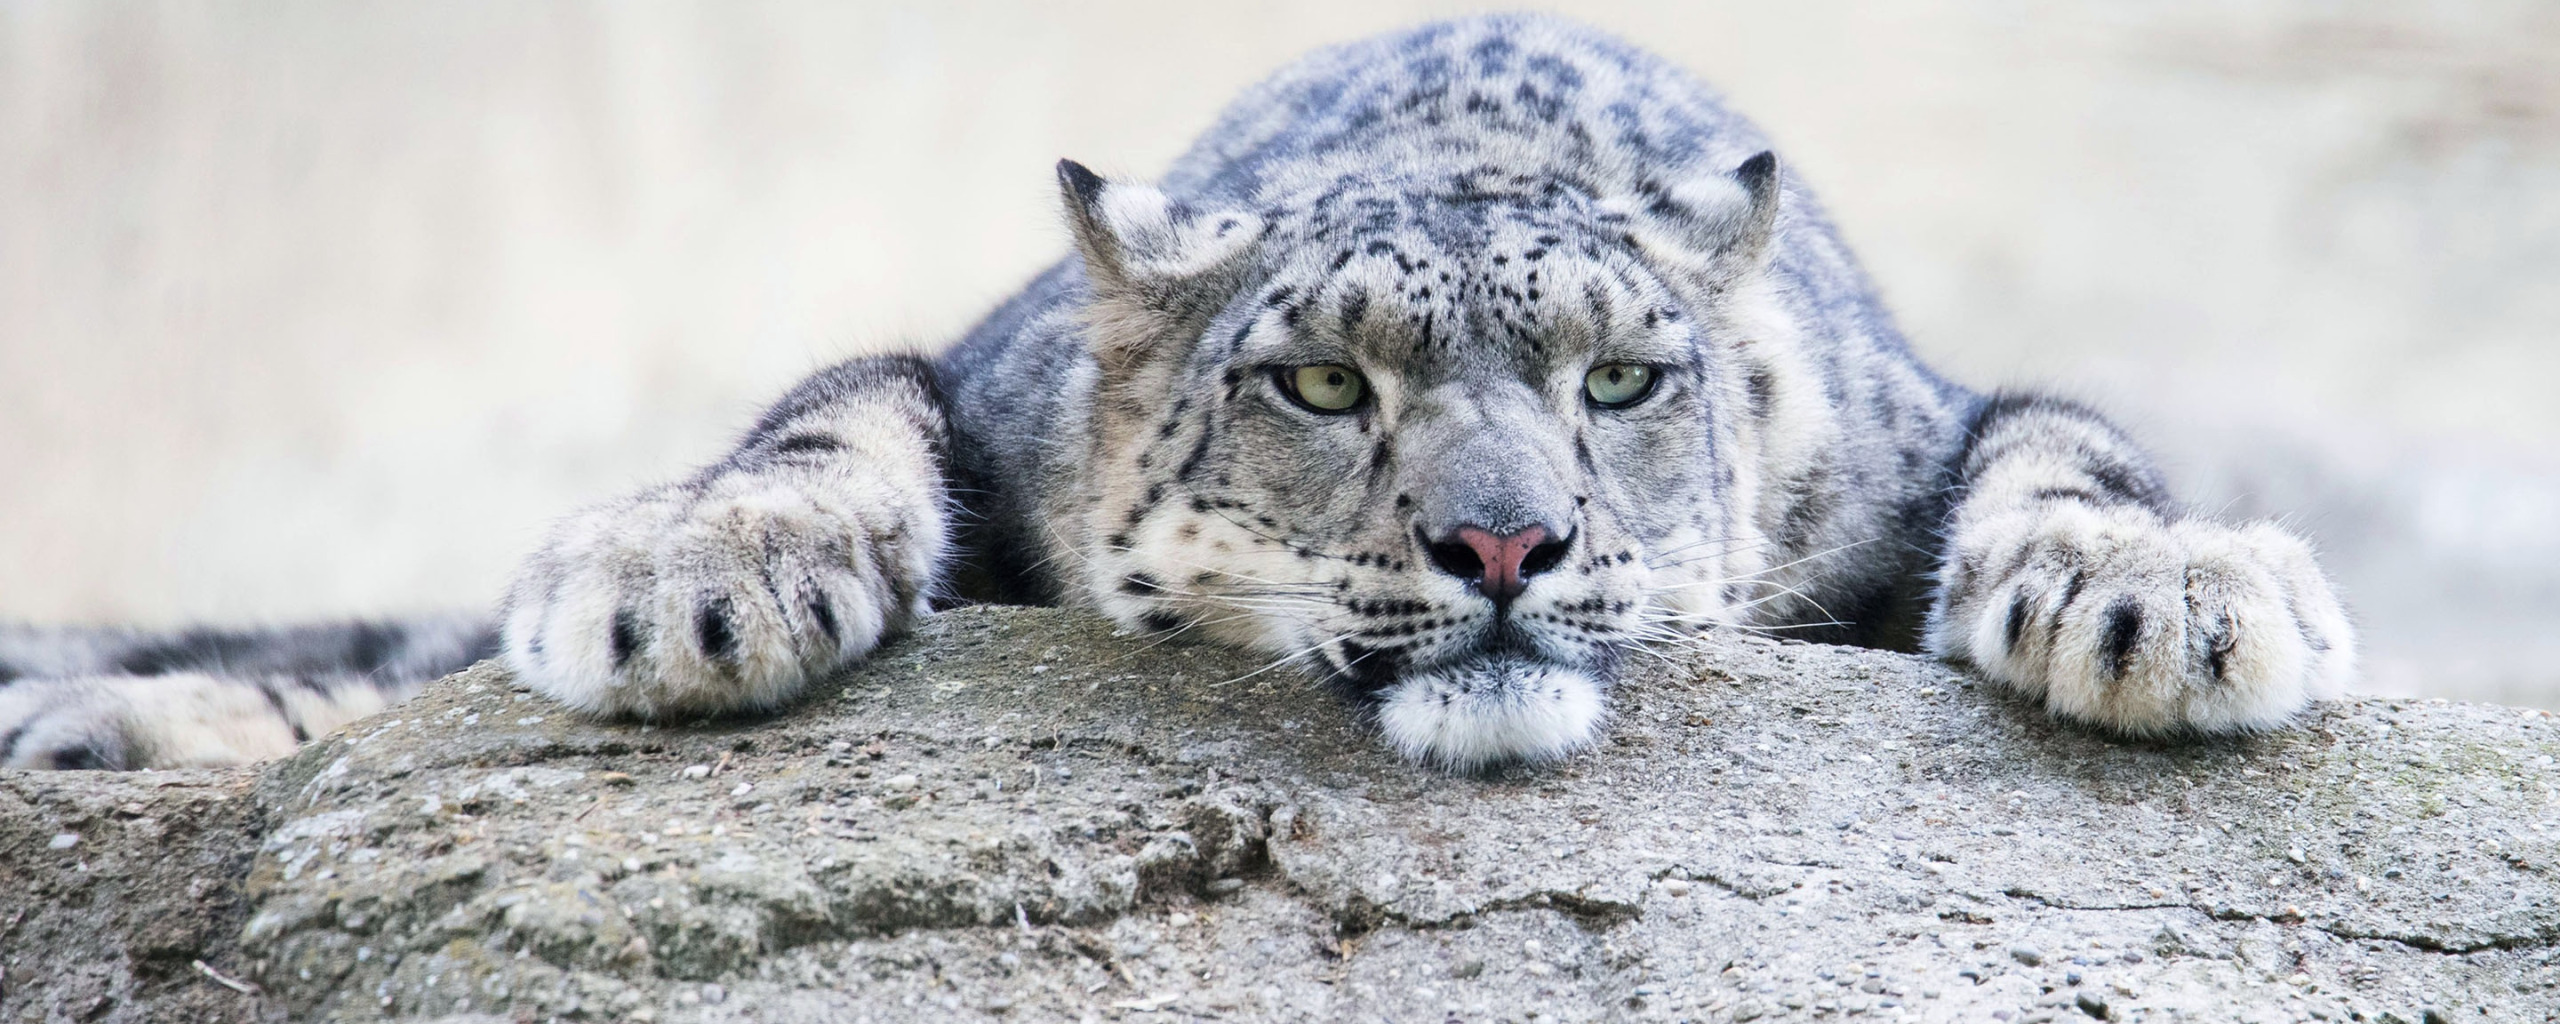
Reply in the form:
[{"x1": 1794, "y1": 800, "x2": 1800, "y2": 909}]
[{"x1": 1371, "y1": 654, "x2": 1609, "y2": 773}]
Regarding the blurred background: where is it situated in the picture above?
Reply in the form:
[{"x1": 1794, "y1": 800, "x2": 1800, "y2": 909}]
[{"x1": 2, "y1": 1, "x2": 2553, "y2": 707}]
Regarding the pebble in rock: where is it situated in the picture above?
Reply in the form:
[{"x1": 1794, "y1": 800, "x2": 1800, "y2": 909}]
[{"x1": 2010, "y1": 945, "x2": 2043, "y2": 966}]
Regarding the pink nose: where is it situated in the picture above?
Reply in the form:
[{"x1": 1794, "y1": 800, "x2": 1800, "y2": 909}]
[{"x1": 1443, "y1": 524, "x2": 1551, "y2": 603}]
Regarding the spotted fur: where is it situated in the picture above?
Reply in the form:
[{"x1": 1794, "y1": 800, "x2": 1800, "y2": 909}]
[
  {"x1": 3, "y1": 14, "x2": 2351, "y2": 772},
  {"x1": 0, "y1": 618, "x2": 492, "y2": 769}
]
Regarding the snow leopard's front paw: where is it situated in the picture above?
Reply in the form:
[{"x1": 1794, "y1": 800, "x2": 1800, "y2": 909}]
[
  {"x1": 1929, "y1": 503, "x2": 2354, "y2": 736},
  {"x1": 502, "y1": 477, "x2": 943, "y2": 719}
]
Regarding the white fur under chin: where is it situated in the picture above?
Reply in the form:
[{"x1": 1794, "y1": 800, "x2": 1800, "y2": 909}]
[{"x1": 1374, "y1": 658, "x2": 1607, "y2": 772}]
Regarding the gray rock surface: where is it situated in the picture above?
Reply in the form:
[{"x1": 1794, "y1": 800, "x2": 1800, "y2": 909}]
[{"x1": 5, "y1": 606, "x2": 2556, "y2": 1023}]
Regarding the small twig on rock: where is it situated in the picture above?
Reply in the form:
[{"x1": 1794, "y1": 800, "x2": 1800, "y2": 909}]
[{"x1": 193, "y1": 960, "x2": 261, "y2": 996}]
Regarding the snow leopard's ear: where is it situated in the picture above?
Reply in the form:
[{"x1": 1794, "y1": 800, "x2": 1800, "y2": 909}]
[
  {"x1": 1604, "y1": 150, "x2": 1781, "y2": 289},
  {"x1": 1058, "y1": 159, "x2": 1263, "y2": 372}
]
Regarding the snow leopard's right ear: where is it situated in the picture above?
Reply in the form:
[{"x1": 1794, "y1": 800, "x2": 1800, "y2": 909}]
[
  {"x1": 1058, "y1": 160, "x2": 1262, "y2": 371},
  {"x1": 1604, "y1": 150, "x2": 1782, "y2": 291}
]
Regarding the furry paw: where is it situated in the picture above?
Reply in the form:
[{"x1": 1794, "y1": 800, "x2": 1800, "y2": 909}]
[
  {"x1": 502, "y1": 474, "x2": 942, "y2": 719},
  {"x1": 1930, "y1": 503, "x2": 2354, "y2": 735}
]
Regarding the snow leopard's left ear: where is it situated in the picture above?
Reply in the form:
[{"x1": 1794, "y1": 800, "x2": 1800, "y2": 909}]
[
  {"x1": 1605, "y1": 150, "x2": 1781, "y2": 289},
  {"x1": 1057, "y1": 160, "x2": 1263, "y2": 371}
]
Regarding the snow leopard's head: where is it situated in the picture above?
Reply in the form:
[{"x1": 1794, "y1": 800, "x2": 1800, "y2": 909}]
[{"x1": 1060, "y1": 153, "x2": 1790, "y2": 771}]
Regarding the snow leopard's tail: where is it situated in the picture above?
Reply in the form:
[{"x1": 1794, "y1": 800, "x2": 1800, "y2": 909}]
[{"x1": 0, "y1": 616, "x2": 496, "y2": 770}]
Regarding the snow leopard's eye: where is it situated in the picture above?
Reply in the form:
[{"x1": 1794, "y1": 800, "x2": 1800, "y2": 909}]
[
  {"x1": 1281, "y1": 364, "x2": 1368, "y2": 414},
  {"x1": 1584, "y1": 363, "x2": 1658, "y2": 408}
]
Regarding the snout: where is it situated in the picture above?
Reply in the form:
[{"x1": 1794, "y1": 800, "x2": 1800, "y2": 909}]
[{"x1": 1419, "y1": 523, "x2": 1573, "y2": 605}]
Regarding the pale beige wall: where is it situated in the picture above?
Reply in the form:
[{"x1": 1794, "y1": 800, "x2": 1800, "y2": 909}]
[{"x1": 4, "y1": 2, "x2": 2555, "y2": 704}]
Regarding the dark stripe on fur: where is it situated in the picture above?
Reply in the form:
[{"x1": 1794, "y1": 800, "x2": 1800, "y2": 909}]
[
  {"x1": 257, "y1": 684, "x2": 310, "y2": 743},
  {"x1": 91, "y1": 621, "x2": 495, "y2": 680}
]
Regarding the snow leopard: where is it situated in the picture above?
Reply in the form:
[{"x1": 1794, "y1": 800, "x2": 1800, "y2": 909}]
[{"x1": 0, "y1": 13, "x2": 2353, "y2": 772}]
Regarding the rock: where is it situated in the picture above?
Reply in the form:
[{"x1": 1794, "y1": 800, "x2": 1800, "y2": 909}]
[
  {"x1": 3, "y1": 605, "x2": 2557, "y2": 1022},
  {"x1": 0, "y1": 767, "x2": 265, "y2": 1024}
]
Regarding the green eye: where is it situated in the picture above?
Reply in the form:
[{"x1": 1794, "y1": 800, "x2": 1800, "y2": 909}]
[
  {"x1": 1286, "y1": 364, "x2": 1367, "y2": 413},
  {"x1": 1584, "y1": 363, "x2": 1657, "y2": 407}
]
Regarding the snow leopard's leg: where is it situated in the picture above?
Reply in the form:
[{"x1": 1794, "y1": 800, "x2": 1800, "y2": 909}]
[
  {"x1": 502, "y1": 355, "x2": 951, "y2": 719},
  {"x1": 1924, "y1": 394, "x2": 2354, "y2": 735}
]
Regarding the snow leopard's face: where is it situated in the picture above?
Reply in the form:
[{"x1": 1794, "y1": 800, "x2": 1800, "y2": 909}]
[{"x1": 1065, "y1": 161, "x2": 1777, "y2": 770}]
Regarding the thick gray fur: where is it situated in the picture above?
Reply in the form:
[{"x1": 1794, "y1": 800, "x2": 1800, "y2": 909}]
[
  {"x1": 2, "y1": 14, "x2": 2351, "y2": 771},
  {"x1": 0, "y1": 618, "x2": 493, "y2": 768}
]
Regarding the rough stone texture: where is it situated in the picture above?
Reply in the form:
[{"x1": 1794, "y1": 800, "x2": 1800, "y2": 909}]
[
  {"x1": 4, "y1": 606, "x2": 2556, "y2": 1024},
  {"x1": 2, "y1": 767, "x2": 265, "y2": 1023}
]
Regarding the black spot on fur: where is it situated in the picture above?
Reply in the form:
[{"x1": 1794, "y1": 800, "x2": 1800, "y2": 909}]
[
  {"x1": 50, "y1": 744, "x2": 115, "y2": 771},
  {"x1": 610, "y1": 610, "x2": 643, "y2": 668},
  {"x1": 2101, "y1": 599, "x2": 2143, "y2": 680},
  {"x1": 1141, "y1": 612, "x2": 1185, "y2": 634},
  {"x1": 808, "y1": 596, "x2": 839, "y2": 644},
  {"x1": 2004, "y1": 594, "x2": 2032, "y2": 655},
  {"x1": 2205, "y1": 613, "x2": 2236, "y2": 682},
  {"x1": 1120, "y1": 573, "x2": 1165, "y2": 595},
  {"x1": 1746, "y1": 369, "x2": 1775, "y2": 419},
  {"x1": 698, "y1": 601, "x2": 738, "y2": 662}
]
